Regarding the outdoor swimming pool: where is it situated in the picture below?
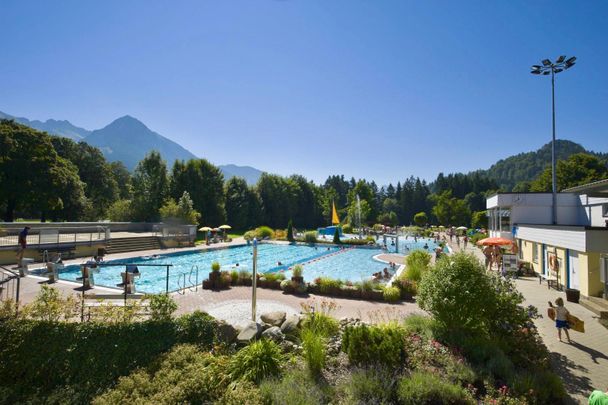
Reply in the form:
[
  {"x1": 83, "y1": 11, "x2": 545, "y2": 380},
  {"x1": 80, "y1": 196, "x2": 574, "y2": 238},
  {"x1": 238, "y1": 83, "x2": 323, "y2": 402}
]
[{"x1": 57, "y1": 239, "x2": 441, "y2": 294}]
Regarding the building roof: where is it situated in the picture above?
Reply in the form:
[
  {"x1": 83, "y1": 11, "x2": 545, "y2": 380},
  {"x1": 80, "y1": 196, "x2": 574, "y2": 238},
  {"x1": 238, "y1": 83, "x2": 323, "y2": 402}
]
[{"x1": 563, "y1": 178, "x2": 608, "y2": 195}]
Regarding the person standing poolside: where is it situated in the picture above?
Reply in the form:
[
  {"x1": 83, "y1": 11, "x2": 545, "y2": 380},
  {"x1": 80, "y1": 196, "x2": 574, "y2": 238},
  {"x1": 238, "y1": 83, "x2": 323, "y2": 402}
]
[
  {"x1": 483, "y1": 246, "x2": 492, "y2": 270},
  {"x1": 463, "y1": 235, "x2": 468, "y2": 250},
  {"x1": 588, "y1": 388, "x2": 608, "y2": 405},
  {"x1": 550, "y1": 298, "x2": 572, "y2": 343},
  {"x1": 16, "y1": 226, "x2": 30, "y2": 265}
]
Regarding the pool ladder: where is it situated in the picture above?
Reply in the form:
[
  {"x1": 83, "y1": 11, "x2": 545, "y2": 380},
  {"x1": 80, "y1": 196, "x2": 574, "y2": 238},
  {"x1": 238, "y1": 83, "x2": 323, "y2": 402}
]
[{"x1": 177, "y1": 265, "x2": 199, "y2": 294}]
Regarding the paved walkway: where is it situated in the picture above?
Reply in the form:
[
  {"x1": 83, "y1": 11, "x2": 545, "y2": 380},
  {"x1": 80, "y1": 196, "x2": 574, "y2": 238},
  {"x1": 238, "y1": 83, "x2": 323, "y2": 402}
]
[{"x1": 445, "y1": 234, "x2": 608, "y2": 404}]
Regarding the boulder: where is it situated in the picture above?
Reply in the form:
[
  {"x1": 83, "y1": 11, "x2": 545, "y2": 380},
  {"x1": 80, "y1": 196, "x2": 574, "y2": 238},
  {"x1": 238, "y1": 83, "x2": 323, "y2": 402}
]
[
  {"x1": 216, "y1": 321, "x2": 239, "y2": 344},
  {"x1": 260, "y1": 311, "x2": 286, "y2": 327},
  {"x1": 237, "y1": 321, "x2": 262, "y2": 343},
  {"x1": 261, "y1": 326, "x2": 284, "y2": 342},
  {"x1": 280, "y1": 314, "x2": 300, "y2": 335}
]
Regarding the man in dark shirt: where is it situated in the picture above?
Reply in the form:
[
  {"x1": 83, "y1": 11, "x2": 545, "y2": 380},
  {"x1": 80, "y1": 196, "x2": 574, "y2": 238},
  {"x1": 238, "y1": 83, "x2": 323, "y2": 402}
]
[{"x1": 17, "y1": 226, "x2": 30, "y2": 265}]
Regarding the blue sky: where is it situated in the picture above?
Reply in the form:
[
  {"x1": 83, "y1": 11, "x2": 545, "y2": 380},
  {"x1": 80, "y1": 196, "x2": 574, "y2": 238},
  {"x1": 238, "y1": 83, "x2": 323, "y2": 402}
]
[{"x1": 1, "y1": 1, "x2": 607, "y2": 184}]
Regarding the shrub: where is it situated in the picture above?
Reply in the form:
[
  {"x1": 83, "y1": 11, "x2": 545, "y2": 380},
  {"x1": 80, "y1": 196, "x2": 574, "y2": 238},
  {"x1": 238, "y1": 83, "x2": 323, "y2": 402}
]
[
  {"x1": 0, "y1": 312, "x2": 218, "y2": 404},
  {"x1": 229, "y1": 339, "x2": 283, "y2": 383},
  {"x1": 417, "y1": 253, "x2": 495, "y2": 333},
  {"x1": 301, "y1": 329, "x2": 326, "y2": 377},
  {"x1": 317, "y1": 277, "x2": 343, "y2": 294},
  {"x1": 21, "y1": 285, "x2": 80, "y2": 322},
  {"x1": 93, "y1": 344, "x2": 229, "y2": 404},
  {"x1": 333, "y1": 226, "x2": 341, "y2": 244},
  {"x1": 260, "y1": 368, "x2": 326, "y2": 405},
  {"x1": 383, "y1": 286, "x2": 401, "y2": 302},
  {"x1": 300, "y1": 299, "x2": 339, "y2": 337},
  {"x1": 211, "y1": 261, "x2": 221, "y2": 272},
  {"x1": 287, "y1": 219, "x2": 295, "y2": 242},
  {"x1": 255, "y1": 226, "x2": 275, "y2": 239},
  {"x1": 274, "y1": 229, "x2": 287, "y2": 239},
  {"x1": 342, "y1": 223, "x2": 353, "y2": 234},
  {"x1": 397, "y1": 371, "x2": 474, "y2": 404},
  {"x1": 304, "y1": 231, "x2": 317, "y2": 244},
  {"x1": 404, "y1": 250, "x2": 432, "y2": 282},
  {"x1": 148, "y1": 294, "x2": 178, "y2": 321},
  {"x1": 292, "y1": 264, "x2": 304, "y2": 278},
  {"x1": 220, "y1": 381, "x2": 264, "y2": 405},
  {"x1": 394, "y1": 278, "x2": 417, "y2": 297},
  {"x1": 175, "y1": 310, "x2": 217, "y2": 347},
  {"x1": 230, "y1": 270, "x2": 239, "y2": 284},
  {"x1": 238, "y1": 270, "x2": 252, "y2": 283},
  {"x1": 342, "y1": 323, "x2": 406, "y2": 369},
  {"x1": 243, "y1": 230, "x2": 256, "y2": 241},
  {"x1": 402, "y1": 315, "x2": 437, "y2": 341},
  {"x1": 339, "y1": 367, "x2": 397, "y2": 404}
]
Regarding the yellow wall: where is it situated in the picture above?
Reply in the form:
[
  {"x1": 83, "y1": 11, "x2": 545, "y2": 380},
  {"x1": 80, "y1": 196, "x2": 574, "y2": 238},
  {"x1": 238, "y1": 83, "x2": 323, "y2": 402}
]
[
  {"x1": 579, "y1": 252, "x2": 604, "y2": 298},
  {"x1": 0, "y1": 244, "x2": 105, "y2": 265}
]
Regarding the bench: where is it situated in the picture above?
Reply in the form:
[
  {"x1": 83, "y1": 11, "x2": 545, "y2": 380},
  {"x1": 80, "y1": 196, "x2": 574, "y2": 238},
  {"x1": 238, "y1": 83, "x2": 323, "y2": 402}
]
[
  {"x1": 82, "y1": 293, "x2": 149, "y2": 321},
  {"x1": 538, "y1": 273, "x2": 559, "y2": 290}
]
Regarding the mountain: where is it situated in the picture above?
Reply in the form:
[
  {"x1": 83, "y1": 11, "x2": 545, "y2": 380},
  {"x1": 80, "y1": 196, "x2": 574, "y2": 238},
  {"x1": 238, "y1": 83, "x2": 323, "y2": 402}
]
[
  {"x1": 482, "y1": 140, "x2": 608, "y2": 190},
  {"x1": 218, "y1": 164, "x2": 264, "y2": 184},
  {"x1": 85, "y1": 115, "x2": 197, "y2": 170},
  {"x1": 0, "y1": 110, "x2": 90, "y2": 140}
]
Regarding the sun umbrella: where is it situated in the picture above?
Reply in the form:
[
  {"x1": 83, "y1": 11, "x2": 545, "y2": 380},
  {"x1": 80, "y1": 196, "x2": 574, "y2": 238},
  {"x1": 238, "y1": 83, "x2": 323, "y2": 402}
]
[
  {"x1": 456, "y1": 226, "x2": 468, "y2": 231},
  {"x1": 219, "y1": 225, "x2": 232, "y2": 230},
  {"x1": 212, "y1": 228, "x2": 221, "y2": 232},
  {"x1": 198, "y1": 226, "x2": 212, "y2": 232},
  {"x1": 476, "y1": 237, "x2": 513, "y2": 246}
]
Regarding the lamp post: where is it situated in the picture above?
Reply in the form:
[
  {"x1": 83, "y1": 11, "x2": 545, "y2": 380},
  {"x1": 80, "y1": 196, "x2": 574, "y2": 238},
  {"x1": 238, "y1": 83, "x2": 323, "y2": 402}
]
[
  {"x1": 251, "y1": 237, "x2": 258, "y2": 322},
  {"x1": 530, "y1": 56, "x2": 576, "y2": 225}
]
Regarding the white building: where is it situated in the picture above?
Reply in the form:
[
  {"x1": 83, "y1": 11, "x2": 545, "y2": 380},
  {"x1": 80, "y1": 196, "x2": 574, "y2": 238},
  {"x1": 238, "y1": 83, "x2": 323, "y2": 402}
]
[{"x1": 486, "y1": 178, "x2": 608, "y2": 302}]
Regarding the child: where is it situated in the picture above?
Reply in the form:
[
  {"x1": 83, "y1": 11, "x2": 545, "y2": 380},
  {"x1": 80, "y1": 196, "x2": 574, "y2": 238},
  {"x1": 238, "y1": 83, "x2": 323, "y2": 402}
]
[{"x1": 549, "y1": 298, "x2": 572, "y2": 343}]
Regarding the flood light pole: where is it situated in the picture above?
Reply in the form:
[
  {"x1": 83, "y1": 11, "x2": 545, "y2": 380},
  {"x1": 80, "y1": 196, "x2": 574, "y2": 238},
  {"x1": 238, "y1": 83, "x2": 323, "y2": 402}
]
[{"x1": 530, "y1": 56, "x2": 576, "y2": 225}]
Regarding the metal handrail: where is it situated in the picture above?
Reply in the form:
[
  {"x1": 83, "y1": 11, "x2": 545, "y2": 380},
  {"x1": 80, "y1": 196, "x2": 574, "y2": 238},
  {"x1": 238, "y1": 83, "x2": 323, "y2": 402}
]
[{"x1": 188, "y1": 265, "x2": 199, "y2": 292}]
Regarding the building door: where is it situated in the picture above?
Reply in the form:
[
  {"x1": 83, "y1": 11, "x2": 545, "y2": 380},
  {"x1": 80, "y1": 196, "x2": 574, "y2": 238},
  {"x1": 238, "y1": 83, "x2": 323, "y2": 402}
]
[
  {"x1": 543, "y1": 246, "x2": 548, "y2": 275},
  {"x1": 568, "y1": 251, "x2": 579, "y2": 290},
  {"x1": 601, "y1": 255, "x2": 608, "y2": 299}
]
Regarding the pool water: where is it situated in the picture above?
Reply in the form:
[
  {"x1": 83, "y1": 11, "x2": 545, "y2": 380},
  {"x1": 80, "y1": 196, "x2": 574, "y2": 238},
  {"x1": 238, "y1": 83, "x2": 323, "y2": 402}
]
[
  {"x1": 58, "y1": 240, "x2": 440, "y2": 294},
  {"x1": 383, "y1": 237, "x2": 446, "y2": 255}
]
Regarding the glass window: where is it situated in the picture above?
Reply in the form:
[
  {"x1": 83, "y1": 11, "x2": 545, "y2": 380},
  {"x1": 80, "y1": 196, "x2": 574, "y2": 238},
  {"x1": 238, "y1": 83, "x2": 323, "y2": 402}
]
[
  {"x1": 532, "y1": 243, "x2": 539, "y2": 263},
  {"x1": 602, "y1": 204, "x2": 608, "y2": 217},
  {"x1": 500, "y1": 209, "x2": 511, "y2": 232}
]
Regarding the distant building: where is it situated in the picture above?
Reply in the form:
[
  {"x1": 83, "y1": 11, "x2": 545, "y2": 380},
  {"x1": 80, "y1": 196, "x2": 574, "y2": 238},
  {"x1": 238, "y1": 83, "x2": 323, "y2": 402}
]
[{"x1": 486, "y1": 179, "x2": 608, "y2": 300}]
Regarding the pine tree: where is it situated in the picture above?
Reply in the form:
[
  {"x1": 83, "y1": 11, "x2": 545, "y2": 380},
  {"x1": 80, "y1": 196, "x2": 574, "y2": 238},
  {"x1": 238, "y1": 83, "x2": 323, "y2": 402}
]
[
  {"x1": 333, "y1": 226, "x2": 341, "y2": 244},
  {"x1": 287, "y1": 219, "x2": 295, "y2": 242}
]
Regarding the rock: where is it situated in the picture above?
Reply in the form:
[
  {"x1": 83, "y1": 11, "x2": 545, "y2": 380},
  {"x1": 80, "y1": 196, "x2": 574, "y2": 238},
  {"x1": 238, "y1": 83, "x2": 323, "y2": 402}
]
[
  {"x1": 279, "y1": 340, "x2": 296, "y2": 353},
  {"x1": 216, "y1": 321, "x2": 239, "y2": 344},
  {"x1": 280, "y1": 314, "x2": 300, "y2": 334},
  {"x1": 261, "y1": 322, "x2": 274, "y2": 331},
  {"x1": 237, "y1": 321, "x2": 262, "y2": 343},
  {"x1": 261, "y1": 326, "x2": 284, "y2": 342},
  {"x1": 260, "y1": 311, "x2": 286, "y2": 327}
]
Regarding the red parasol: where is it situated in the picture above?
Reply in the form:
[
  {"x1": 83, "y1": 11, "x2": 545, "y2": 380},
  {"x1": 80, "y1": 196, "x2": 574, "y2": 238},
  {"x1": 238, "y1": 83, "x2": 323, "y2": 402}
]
[{"x1": 476, "y1": 237, "x2": 513, "y2": 246}]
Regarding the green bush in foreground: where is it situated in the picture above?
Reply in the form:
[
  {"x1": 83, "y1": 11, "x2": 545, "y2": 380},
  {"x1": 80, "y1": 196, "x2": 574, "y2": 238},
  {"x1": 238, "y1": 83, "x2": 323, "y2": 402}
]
[
  {"x1": 148, "y1": 293, "x2": 178, "y2": 321},
  {"x1": 404, "y1": 250, "x2": 431, "y2": 282},
  {"x1": 228, "y1": 339, "x2": 283, "y2": 383},
  {"x1": 304, "y1": 230, "x2": 318, "y2": 244},
  {"x1": 339, "y1": 367, "x2": 397, "y2": 404},
  {"x1": 255, "y1": 226, "x2": 275, "y2": 239},
  {"x1": 383, "y1": 286, "x2": 401, "y2": 302},
  {"x1": 397, "y1": 371, "x2": 474, "y2": 404},
  {"x1": 260, "y1": 368, "x2": 327, "y2": 405},
  {"x1": 93, "y1": 344, "x2": 229, "y2": 404},
  {"x1": 342, "y1": 323, "x2": 406, "y2": 369},
  {"x1": 301, "y1": 329, "x2": 326, "y2": 377}
]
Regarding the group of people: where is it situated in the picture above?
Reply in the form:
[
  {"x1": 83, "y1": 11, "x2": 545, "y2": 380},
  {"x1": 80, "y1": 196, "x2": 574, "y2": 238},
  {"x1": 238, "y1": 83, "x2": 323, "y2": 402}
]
[
  {"x1": 482, "y1": 244, "x2": 503, "y2": 271},
  {"x1": 372, "y1": 262, "x2": 397, "y2": 280}
]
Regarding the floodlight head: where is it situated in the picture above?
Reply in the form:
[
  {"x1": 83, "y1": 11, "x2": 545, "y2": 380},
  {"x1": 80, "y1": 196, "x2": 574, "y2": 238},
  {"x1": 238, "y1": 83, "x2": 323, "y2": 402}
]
[
  {"x1": 542, "y1": 59, "x2": 552, "y2": 66},
  {"x1": 566, "y1": 56, "x2": 577, "y2": 64},
  {"x1": 554, "y1": 68, "x2": 563, "y2": 73},
  {"x1": 542, "y1": 71, "x2": 551, "y2": 75},
  {"x1": 531, "y1": 70, "x2": 541, "y2": 74},
  {"x1": 556, "y1": 55, "x2": 566, "y2": 63},
  {"x1": 565, "y1": 62, "x2": 575, "y2": 69},
  {"x1": 531, "y1": 65, "x2": 542, "y2": 70}
]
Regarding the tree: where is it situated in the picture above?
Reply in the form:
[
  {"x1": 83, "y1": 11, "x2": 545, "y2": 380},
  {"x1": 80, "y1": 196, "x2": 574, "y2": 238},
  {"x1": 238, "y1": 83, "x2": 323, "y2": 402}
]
[
  {"x1": 413, "y1": 212, "x2": 428, "y2": 227},
  {"x1": 109, "y1": 161, "x2": 133, "y2": 200},
  {"x1": 0, "y1": 120, "x2": 85, "y2": 221},
  {"x1": 530, "y1": 153, "x2": 608, "y2": 192},
  {"x1": 159, "y1": 191, "x2": 200, "y2": 224},
  {"x1": 107, "y1": 199, "x2": 133, "y2": 222},
  {"x1": 471, "y1": 211, "x2": 488, "y2": 229},
  {"x1": 333, "y1": 226, "x2": 341, "y2": 244},
  {"x1": 347, "y1": 199, "x2": 371, "y2": 226},
  {"x1": 170, "y1": 159, "x2": 225, "y2": 226},
  {"x1": 430, "y1": 191, "x2": 471, "y2": 226},
  {"x1": 131, "y1": 151, "x2": 169, "y2": 222},
  {"x1": 225, "y1": 177, "x2": 261, "y2": 230},
  {"x1": 50, "y1": 137, "x2": 119, "y2": 219},
  {"x1": 287, "y1": 219, "x2": 295, "y2": 242}
]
